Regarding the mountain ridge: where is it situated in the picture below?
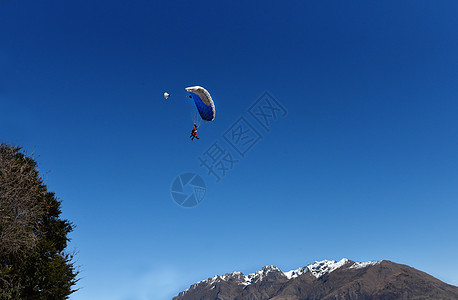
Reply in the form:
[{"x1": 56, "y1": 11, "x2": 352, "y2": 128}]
[{"x1": 174, "y1": 259, "x2": 458, "y2": 300}]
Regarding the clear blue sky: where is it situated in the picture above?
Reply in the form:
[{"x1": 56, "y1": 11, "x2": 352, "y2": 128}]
[{"x1": 1, "y1": 1, "x2": 458, "y2": 299}]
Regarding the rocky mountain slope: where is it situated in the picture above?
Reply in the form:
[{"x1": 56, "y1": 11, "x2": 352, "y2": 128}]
[{"x1": 174, "y1": 259, "x2": 458, "y2": 300}]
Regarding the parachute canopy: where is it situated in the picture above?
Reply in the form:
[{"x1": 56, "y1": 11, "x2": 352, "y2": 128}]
[
  {"x1": 164, "y1": 92, "x2": 170, "y2": 100},
  {"x1": 185, "y1": 86, "x2": 215, "y2": 121}
]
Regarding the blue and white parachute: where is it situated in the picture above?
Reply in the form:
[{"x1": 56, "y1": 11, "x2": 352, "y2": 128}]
[{"x1": 185, "y1": 86, "x2": 215, "y2": 121}]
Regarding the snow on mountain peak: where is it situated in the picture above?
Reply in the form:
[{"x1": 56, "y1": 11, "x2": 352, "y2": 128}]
[
  {"x1": 284, "y1": 258, "x2": 350, "y2": 279},
  {"x1": 241, "y1": 265, "x2": 282, "y2": 285},
  {"x1": 308, "y1": 258, "x2": 350, "y2": 278},
  {"x1": 283, "y1": 266, "x2": 308, "y2": 280},
  {"x1": 348, "y1": 260, "x2": 381, "y2": 269},
  {"x1": 282, "y1": 259, "x2": 382, "y2": 279},
  {"x1": 265, "y1": 265, "x2": 280, "y2": 270},
  {"x1": 179, "y1": 259, "x2": 382, "y2": 296}
]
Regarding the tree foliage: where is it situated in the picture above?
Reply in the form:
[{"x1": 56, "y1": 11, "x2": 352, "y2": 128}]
[{"x1": 0, "y1": 145, "x2": 78, "y2": 299}]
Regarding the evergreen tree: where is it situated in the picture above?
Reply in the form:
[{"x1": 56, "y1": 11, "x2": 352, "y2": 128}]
[{"x1": 0, "y1": 145, "x2": 78, "y2": 299}]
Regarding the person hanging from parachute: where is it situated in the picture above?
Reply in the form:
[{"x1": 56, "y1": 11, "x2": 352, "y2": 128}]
[
  {"x1": 190, "y1": 123, "x2": 199, "y2": 140},
  {"x1": 164, "y1": 86, "x2": 215, "y2": 140},
  {"x1": 185, "y1": 86, "x2": 215, "y2": 140}
]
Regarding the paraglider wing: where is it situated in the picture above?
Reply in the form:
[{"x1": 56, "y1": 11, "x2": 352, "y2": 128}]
[
  {"x1": 164, "y1": 92, "x2": 170, "y2": 99},
  {"x1": 185, "y1": 86, "x2": 215, "y2": 121}
]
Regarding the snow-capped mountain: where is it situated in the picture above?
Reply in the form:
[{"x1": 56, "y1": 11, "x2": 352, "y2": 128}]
[
  {"x1": 178, "y1": 259, "x2": 377, "y2": 295},
  {"x1": 283, "y1": 258, "x2": 378, "y2": 279},
  {"x1": 174, "y1": 259, "x2": 458, "y2": 300}
]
